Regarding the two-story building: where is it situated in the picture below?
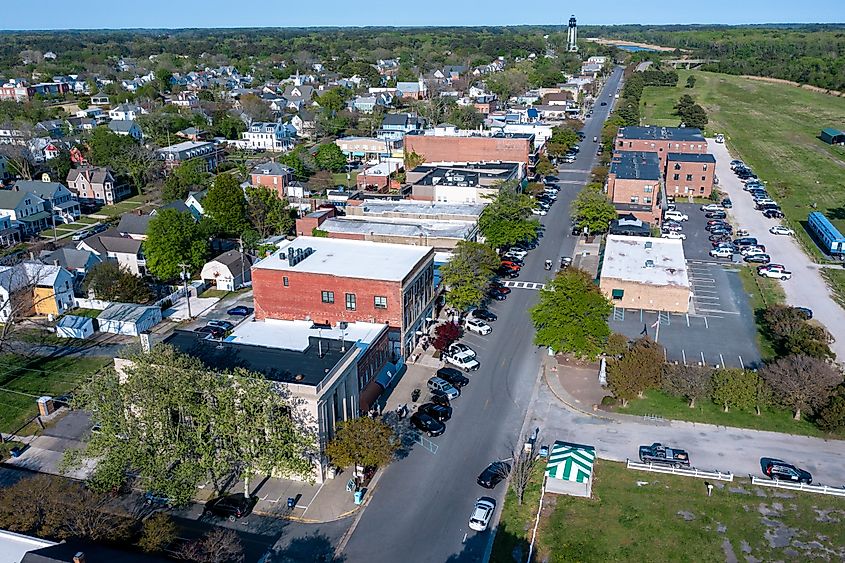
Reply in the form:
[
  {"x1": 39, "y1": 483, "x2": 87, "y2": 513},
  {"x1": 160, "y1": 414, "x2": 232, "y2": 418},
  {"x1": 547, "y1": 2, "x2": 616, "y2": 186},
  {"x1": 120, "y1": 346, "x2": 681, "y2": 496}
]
[
  {"x1": 252, "y1": 236, "x2": 436, "y2": 359},
  {"x1": 607, "y1": 151, "x2": 664, "y2": 224},
  {"x1": 250, "y1": 161, "x2": 295, "y2": 199},
  {"x1": 240, "y1": 122, "x2": 296, "y2": 153},
  {"x1": 0, "y1": 189, "x2": 51, "y2": 235},
  {"x1": 13, "y1": 180, "x2": 80, "y2": 224},
  {"x1": 108, "y1": 102, "x2": 146, "y2": 121},
  {"x1": 664, "y1": 153, "x2": 716, "y2": 198},
  {"x1": 0, "y1": 262, "x2": 75, "y2": 321},
  {"x1": 66, "y1": 167, "x2": 130, "y2": 206},
  {"x1": 378, "y1": 113, "x2": 426, "y2": 142},
  {"x1": 404, "y1": 125, "x2": 537, "y2": 170},
  {"x1": 157, "y1": 141, "x2": 223, "y2": 172},
  {"x1": 107, "y1": 120, "x2": 143, "y2": 141},
  {"x1": 614, "y1": 126, "x2": 708, "y2": 168}
]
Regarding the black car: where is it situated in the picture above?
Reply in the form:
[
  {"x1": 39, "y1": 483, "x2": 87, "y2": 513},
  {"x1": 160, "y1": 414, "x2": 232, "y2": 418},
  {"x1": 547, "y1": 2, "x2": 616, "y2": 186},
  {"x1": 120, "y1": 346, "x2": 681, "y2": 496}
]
[
  {"x1": 476, "y1": 461, "x2": 512, "y2": 489},
  {"x1": 431, "y1": 394, "x2": 451, "y2": 407},
  {"x1": 707, "y1": 227, "x2": 733, "y2": 235},
  {"x1": 794, "y1": 307, "x2": 813, "y2": 319},
  {"x1": 734, "y1": 237, "x2": 759, "y2": 246},
  {"x1": 205, "y1": 494, "x2": 257, "y2": 521},
  {"x1": 436, "y1": 367, "x2": 470, "y2": 388},
  {"x1": 721, "y1": 199, "x2": 733, "y2": 208},
  {"x1": 762, "y1": 209, "x2": 784, "y2": 219},
  {"x1": 227, "y1": 305, "x2": 253, "y2": 316},
  {"x1": 705, "y1": 211, "x2": 727, "y2": 219},
  {"x1": 763, "y1": 460, "x2": 812, "y2": 484},
  {"x1": 487, "y1": 290, "x2": 508, "y2": 301},
  {"x1": 194, "y1": 326, "x2": 225, "y2": 338},
  {"x1": 496, "y1": 266, "x2": 520, "y2": 279},
  {"x1": 410, "y1": 413, "x2": 446, "y2": 437},
  {"x1": 417, "y1": 402, "x2": 452, "y2": 422},
  {"x1": 600, "y1": 101, "x2": 607, "y2": 106},
  {"x1": 472, "y1": 309, "x2": 497, "y2": 322},
  {"x1": 744, "y1": 253, "x2": 771, "y2": 264}
]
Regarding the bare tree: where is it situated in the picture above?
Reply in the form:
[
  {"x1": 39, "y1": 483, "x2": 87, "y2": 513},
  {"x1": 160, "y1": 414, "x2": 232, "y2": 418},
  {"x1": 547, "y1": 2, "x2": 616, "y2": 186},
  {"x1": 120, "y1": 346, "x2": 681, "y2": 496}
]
[
  {"x1": 761, "y1": 354, "x2": 843, "y2": 420},
  {"x1": 176, "y1": 528, "x2": 244, "y2": 563},
  {"x1": 0, "y1": 144, "x2": 35, "y2": 180},
  {"x1": 510, "y1": 434, "x2": 542, "y2": 505}
]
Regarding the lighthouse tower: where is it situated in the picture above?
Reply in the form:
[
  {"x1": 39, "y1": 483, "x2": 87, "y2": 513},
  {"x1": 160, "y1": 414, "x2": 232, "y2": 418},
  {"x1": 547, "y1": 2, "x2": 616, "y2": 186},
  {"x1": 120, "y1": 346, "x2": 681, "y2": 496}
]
[{"x1": 566, "y1": 15, "x2": 578, "y2": 53}]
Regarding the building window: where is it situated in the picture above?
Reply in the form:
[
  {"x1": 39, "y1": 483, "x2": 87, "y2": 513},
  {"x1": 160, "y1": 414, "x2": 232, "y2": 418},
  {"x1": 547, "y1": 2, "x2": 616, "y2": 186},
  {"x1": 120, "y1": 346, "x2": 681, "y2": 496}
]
[
  {"x1": 345, "y1": 293, "x2": 356, "y2": 310},
  {"x1": 644, "y1": 197, "x2": 652, "y2": 204},
  {"x1": 321, "y1": 290, "x2": 334, "y2": 304},
  {"x1": 673, "y1": 174, "x2": 679, "y2": 181},
  {"x1": 283, "y1": 276, "x2": 289, "y2": 287},
  {"x1": 703, "y1": 164, "x2": 708, "y2": 171},
  {"x1": 611, "y1": 289, "x2": 624, "y2": 300},
  {"x1": 643, "y1": 186, "x2": 653, "y2": 193},
  {"x1": 630, "y1": 196, "x2": 639, "y2": 204},
  {"x1": 374, "y1": 296, "x2": 387, "y2": 309},
  {"x1": 702, "y1": 176, "x2": 707, "y2": 181},
  {"x1": 686, "y1": 174, "x2": 693, "y2": 181}
]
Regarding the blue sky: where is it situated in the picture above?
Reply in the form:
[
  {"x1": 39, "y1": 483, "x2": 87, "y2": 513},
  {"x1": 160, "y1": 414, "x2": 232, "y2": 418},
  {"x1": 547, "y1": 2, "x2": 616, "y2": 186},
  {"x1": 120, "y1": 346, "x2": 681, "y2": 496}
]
[{"x1": 4, "y1": 0, "x2": 845, "y2": 29}]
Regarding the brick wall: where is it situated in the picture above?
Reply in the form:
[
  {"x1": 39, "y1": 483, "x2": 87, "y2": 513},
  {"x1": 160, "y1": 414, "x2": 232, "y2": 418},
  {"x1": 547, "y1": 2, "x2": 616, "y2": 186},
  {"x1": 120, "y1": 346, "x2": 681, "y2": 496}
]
[
  {"x1": 664, "y1": 160, "x2": 715, "y2": 197},
  {"x1": 404, "y1": 135, "x2": 531, "y2": 166},
  {"x1": 608, "y1": 176, "x2": 660, "y2": 222},
  {"x1": 615, "y1": 138, "x2": 708, "y2": 168},
  {"x1": 250, "y1": 173, "x2": 288, "y2": 198}
]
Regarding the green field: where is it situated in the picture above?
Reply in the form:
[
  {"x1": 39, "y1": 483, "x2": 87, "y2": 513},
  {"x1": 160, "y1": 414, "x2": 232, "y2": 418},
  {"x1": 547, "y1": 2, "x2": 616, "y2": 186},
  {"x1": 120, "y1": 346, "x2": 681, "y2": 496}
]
[
  {"x1": 532, "y1": 460, "x2": 845, "y2": 562},
  {"x1": 640, "y1": 70, "x2": 845, "y2": 260},
  {"x1": 0, "y1": 355, "x2": 109, "y2": 434},
  {"x1": 616, "y1": 389, "x2": 834, "y2": 438},
  {"x1": 737, "y1": 266, "x2": 786, "y2": 360}
]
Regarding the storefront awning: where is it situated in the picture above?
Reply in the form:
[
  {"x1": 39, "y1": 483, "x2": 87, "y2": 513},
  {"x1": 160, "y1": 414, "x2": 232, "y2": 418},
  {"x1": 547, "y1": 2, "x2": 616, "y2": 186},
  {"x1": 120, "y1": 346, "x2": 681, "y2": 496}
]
[
  {"x1": 358, "y1": 379, "x2": 385, "y2": 413},
  {"x1": 375, "y1": 362, "x2": 398, "y2": 388}
]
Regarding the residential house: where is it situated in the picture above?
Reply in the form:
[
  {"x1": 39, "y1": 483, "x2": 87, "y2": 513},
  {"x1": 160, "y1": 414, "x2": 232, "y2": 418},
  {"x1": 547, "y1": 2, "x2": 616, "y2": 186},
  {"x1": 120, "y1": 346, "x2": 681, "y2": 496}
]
[
  {"x1": 116, "y1": 212, "x2": 152, "y2": 240},
  {"x1": 0, "y1": 215, "x2": 21, "y2": 246},
  {"x1": 291, "y1": 110, "x2": 316, "y2": 139},
  {"x1": 108, "y1": 119, "x2": 143, "y2": 141},
  {"x1": 168, "y1": 91, "x2": 200, "y2": 109},
  {"x1": 0, "y1": 262, "x2": 74, "y2": 321},
  {"x1": 90, "y1": 94, "x2": 110, "y2": 105},
  {"x1": 250, "y1": 161, "x2": 294, "y2": 199},
  {"x1": 239, "y1": 121, "x2": 296, "y2": 152},
  {"x1": 98, "y1": 303, "x2": 162, "y2": 336},
  {"x1": 156, "y1": 140, "x2": 223, "y2": 172},
  {"x1": 78, "y1": 230, "x2": 147, "y2": 275},
  {"x1": 348, "y1": 93, "x2": 392, "y2": 114},
  {"x1": 378, "y1": 112, "x2": 426, "y2": 142},
  {"x1": 200, "y1": 250, "x2": 255, "y2": 291},
  {"x1": 0, "y1": 125, "x2": 30, "y2": 145},
  {"x1": 185, "y1": 189, "x2": 207, "y2": 219},
  {"x1": 176, "y1": 127, "x2": 209, "y2": 142},
  {"x1": 396, "y1": 78, "x2": 427, "y2": 100},
  {"x1": 13, "y1": 180, "x2": 80, "y2": 224},
  {"x1": 35, "y1": 119, "x2": 67, "y2": 138},
  {"x1": 0, "y1": 189, "x2": 51, "y2": 235},
  {"x1": 39, "y1": 246, "x2": 101, "y2": 281},
  {"x1": 282, "y1": 84, "x2": 315, "y2": 105},
  {"x1": 108, "y1": 102, "x2": 146, "y2": 121},
  {"x1": 66, "y1": 166, "x2": 130, "y2": 205}
]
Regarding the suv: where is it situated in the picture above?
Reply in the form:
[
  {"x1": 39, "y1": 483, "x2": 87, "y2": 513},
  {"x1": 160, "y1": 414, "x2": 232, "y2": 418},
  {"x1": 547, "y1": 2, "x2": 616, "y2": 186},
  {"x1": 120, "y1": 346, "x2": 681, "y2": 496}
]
[
  {"x1": 417, "y1": 402, "x2": 452, "y2": 422},
  {"x1": 427, "y1": 376, "x2": 461, "y2": 399},
  {"x1": 410, "y1": 412, "x2": 446, "y2": 437},
  {"x1": 205, "y1": 494, "x2": 257, "y2": 521},
  {"x1": 471, "y1": 309, "x2": 497, "y2": 322},
  {"x1": 465, "y1": 318, "x2": 492, "y2": 335},
  {"x1": 664, "y1": 210, "x2": 689, "y2": 222},
  {"x1": 763, "y1": 460, "x2": 812, "y2": 484},
  {"x1": 468, "y1": 498, "x2": 496, "y2": 532},
  {"x1": 436, "y1": 367, "x2": 470, "y2": 388},
  {"x1": 477, "y1": 461, "x2": 511, "y2": 489},
  {"x1": 709, "y1": 247, "x2": 734, "y2": 259}
]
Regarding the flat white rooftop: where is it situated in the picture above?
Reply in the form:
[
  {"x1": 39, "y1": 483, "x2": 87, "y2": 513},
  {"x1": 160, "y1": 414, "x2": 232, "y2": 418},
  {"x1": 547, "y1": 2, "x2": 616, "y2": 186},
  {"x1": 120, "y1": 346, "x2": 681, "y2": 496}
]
[
  {"x1": 254, "y1": 236, "x2": 433, "y2": 281},
  {"x1": 320, "y1": 217, "x2": 473, "y2": 240},
  {"x1": 601, "y1": 235, "x2": 689, "y2": 288},
  {"x1": 226, "y1": 318, "x2": 387, "y2": 351},
  {"x1": 354, "y1": 199, "x2": 485, "y2": 218}
]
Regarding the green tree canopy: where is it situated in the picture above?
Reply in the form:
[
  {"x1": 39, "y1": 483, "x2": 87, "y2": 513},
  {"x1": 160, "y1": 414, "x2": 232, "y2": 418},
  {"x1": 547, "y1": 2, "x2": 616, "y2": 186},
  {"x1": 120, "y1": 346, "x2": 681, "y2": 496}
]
[
  {"x1": 530, "y1": 268, "x2": 612, "y2": 360},
  {"x1": 571, "y1": 183, "x2": 617, "y2": 234},
  {"x1": 711, "y1": 368, "x2": 761, "y2": 412},
  {"x1": 279, "y1": 151, "x2": 311, "y2": 181},
  {"x1": 478, "y1": 185, "x2": 540, "y2": 250},
  {"x1": 325, "y1": 417, "x2": 399, "y2": 470},
  {"x1": 534, "y1": 154, "x2": 555, "y2": 177},
  {"x1": 314, "y1": 142, "x2": 347, "y2": 173},
  {"x1": 606, "y1": 337, "x2": 664, "y2": 406},
  {"x1": 546, "y1": 126, "x2": 580, "y2": 158},
  {"x1": 86, "y1": 126, "x2": 138, "y2": 168},
  {"x1": 204, "y1": 173, "x2": 248, "y2": 236},
  {"x1": 83, "y1": 261, "x2": 152, "y2": 303},
  {"x1": 162, "y1": 159, "x2": 210, "y2": 202},
  {"x1": 144, "y1": 209, "x2": 209, "y2": 280},
  {"x1": 245, "y1": 186, "x2": 294, "y2": 238},
  {"x1": 439, "y1": 240, "x2": 500, "y2": 311}
]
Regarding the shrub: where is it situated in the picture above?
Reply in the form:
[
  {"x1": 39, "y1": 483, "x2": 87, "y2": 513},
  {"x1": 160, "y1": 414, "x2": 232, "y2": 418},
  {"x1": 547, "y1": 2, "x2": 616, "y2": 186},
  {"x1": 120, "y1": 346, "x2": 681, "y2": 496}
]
[
  {"x1": 816, "y1": 392, "x2": 845, "y2": 433},
  {"x1": 431, "y1": 322, "x2": 462, "y2": 351},
  {"x1": 600, "y1": 395, "x2": 617, "y2": 407}
]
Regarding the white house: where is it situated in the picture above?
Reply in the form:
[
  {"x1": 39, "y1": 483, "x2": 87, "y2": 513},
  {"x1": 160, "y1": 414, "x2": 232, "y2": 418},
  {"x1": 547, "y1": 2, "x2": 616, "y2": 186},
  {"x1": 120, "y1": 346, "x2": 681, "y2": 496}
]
[
  {"x1": 97, "y1": 303, "x2": 162, "y2": 336},
  {"x1": 108, "y1": 102, "x2": 146, "y2": 121},
  {"x1": 200, "y1": 250, "x2": 254, "y2": 291},
  {"x1": 240, "y1": 122, "x2": 296, "y2": 152}
]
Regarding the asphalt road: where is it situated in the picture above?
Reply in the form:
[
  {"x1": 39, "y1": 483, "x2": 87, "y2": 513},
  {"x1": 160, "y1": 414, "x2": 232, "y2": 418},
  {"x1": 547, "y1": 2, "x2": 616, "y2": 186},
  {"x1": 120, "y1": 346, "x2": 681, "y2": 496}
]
[{"x1": 340, "y1": 67, "x2": 625, "y2": 563}]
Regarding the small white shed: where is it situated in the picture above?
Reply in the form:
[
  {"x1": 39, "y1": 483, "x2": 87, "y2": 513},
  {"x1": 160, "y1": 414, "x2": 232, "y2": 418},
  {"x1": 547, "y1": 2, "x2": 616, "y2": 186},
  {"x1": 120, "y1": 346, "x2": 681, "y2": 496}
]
[
  {"x1": 55, "y1": 315, "x2": 95, "y2": 339},
  {"x1": 97, "y1": 303, "x2": 162, "y2": 336}
]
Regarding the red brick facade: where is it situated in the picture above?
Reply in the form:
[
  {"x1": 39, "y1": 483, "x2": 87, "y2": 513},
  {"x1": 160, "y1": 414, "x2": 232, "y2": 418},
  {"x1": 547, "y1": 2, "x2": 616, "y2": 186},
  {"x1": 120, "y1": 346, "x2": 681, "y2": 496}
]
[
  {"x1": 664, "y1": 159, "x2": 715, "y2": 197},
  {"x1": 251, "y1": 172, "x2": 292, "y2": 199},
  {"x1": 607, "y1": 176, "x2": 661, "y2": 224},
  {"x1": 404, "y1": 134, "x2": 532, "y2": 166},
  {"x1": 615, "y1": 138, "x2": 707, "y2": 168}
]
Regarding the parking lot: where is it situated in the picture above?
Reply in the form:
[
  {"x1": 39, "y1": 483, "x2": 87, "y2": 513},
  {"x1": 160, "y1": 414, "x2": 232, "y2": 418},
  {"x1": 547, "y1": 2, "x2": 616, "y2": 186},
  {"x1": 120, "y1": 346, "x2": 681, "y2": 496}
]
[{"x1": 609, "y1": 202, "x2": 762, "y2": 369}]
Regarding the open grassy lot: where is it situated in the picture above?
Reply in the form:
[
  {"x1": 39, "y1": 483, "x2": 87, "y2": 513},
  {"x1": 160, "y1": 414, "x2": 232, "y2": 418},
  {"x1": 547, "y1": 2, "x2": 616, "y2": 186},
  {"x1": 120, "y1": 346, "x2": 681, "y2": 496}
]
[
  {"x1": 490, "y1": 465, "x2": 544, "y2": 563},
  {"x1": 0, "y1": 355, "x2": 109, "y2": 434},
  {"x1": 534, "y1": 460, "x2": 845, "y2": 562},
  {"x1": 737, "y1": 266, "x2": 786, "y2": 360},
  {"x1": 640, "y1": 70, "x2": 845, "y2": 260},
  {"x1": 93, "y1": 194, "x2": 147, "y2": 217},
  {"x1": 616, "y1": 389, "x2": 833, "y2": 438}
]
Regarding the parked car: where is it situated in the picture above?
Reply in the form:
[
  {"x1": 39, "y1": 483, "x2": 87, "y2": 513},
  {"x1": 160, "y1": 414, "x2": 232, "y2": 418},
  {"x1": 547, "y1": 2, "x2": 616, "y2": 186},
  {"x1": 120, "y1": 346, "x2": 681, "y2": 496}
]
[
  {"x1": 664, "y1": 210, "x2": 689, "y2": 222},
  {"x1": 427, "y1": 376, "x2": 461, "y2": 399},
  {"x1": 532, "y1": 208, "x2": 547, "y2": 216},
  {"x1": 205, "y1": 494, "x2": 257, "y2": 521},
  {"x1": 500, "y1": 260, "x2": 522, "y2": 270},
  {"x1": 194, "y1": 326, "x2": 225, "y2": 338},
  {"x1": 762, "y1": 209, "x2": 785, "y2": 219},
  {"x1": 448, "y1": 343, "x2": 476, "y2": 359},
  {"x1": 227, "y1": 305, "x2": 252, "y2": 316},
  {"x1": 442, "y1": 350, "x2": 480, "y2": 371},
  {"x1": 705, "y1": 211, "x2": 727, "y2": 219},
  {"x1": 763, "y1": 460, "x2": 812, "y2": 484},
  {"x1": 504, "y1": 249, "x2": 528, "y2": 260},
  {"x1": 468, "y1": 497, "x2": 496, "y2": 531},
  {"x1": 758, "y1": 268, "x2": 792, "y2": 280},
  {"x1": 662, "y1": 231, "x2": 686, "y2": 240},
  {"x1": 721, "y1": 198, "x2": 733, "y2": 208},
  {"x1": 72, "y1": 230, "x2": 91, "y2": 241},
  {"x1": 739, "y1": 245, "x2": 766, "y2": 256},
  {"x1": 436, "y1": 367, "x2": 470, "y2": 388},
  {"x1": 477, "y1": 461, "x2": 512, "y2": 489},
  {"x1": 497, "y1": 266, "x2": 520, "y2": 279},
  {"x1": 417, "y1": 402, "x2": 452, "y2": 422},
  {"x1": 710, "y1": 247, "x2": 735, "y2": 259},
  {"x1": 794, "y1": 307, "x2": 813, "y2": 319},
  {"x1": 639, "y1": 443, "x2": 691, "y2": 468},
  {"x1": 734, "y1": 237, "x2": 759, "y2": 247},
  {"x1": 471, "y1": 309, "x2": 497, "y2": 322},
  {"x1": 744, "y1": 253, "x2": 771, "y2": 264},
  {"x1": 410, "y1": 412, "x2": 446, "y2": 437},
  {"x1": 709, "y1": 233, "x2": 733, "y2": 243},
  {"x1": 768, "y1": 226, "x2": 793, "y2": 236},
  {"x1": 700, "y1": 204, "x2": 723, "y2": 212},
  {"x1": 207, "y1": 320, "x2": 235, "y2": 331}
]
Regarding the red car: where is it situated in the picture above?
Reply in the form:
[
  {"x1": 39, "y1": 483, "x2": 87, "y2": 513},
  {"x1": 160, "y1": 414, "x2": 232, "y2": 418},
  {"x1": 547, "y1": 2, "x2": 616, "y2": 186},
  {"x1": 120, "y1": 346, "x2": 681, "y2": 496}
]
[{"x1": 500, "y1": 260, "x2": 521, "y2": 270}]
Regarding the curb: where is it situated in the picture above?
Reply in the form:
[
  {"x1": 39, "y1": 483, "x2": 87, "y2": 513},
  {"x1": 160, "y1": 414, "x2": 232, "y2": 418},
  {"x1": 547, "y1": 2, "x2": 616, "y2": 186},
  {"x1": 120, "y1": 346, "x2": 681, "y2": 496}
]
[
  {"x1": 333, "y1": 466, "x2": 386, "y2": 556},
  {"x1": 541, "y1": 362, "x2": 616, "y2": 422}
]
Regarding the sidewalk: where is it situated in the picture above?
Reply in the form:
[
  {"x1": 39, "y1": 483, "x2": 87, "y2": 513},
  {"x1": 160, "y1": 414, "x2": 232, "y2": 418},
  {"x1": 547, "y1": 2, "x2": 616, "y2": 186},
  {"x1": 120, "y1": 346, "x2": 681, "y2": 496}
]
[{"x1": 251, "y1": 469, "x2": 360, "y2": 523}]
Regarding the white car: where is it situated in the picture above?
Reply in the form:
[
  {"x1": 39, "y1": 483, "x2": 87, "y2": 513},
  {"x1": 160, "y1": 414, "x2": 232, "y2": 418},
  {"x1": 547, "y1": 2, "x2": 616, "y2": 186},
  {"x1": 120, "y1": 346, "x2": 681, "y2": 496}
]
[
  {"x1": 468, "y1": 498, "x2": 496, "y2": 532},
  {"x1": 709, "y1": 247, "x2": 734, "y2": 259},
  {"x1": 448, "y1": 343, "x2": 476, "y2": 360},
  {"x1": 662, "y1": 231, "x2": 686, "y2": 240},
  {"x1": 532, "y1": 208, "x2": 547, "y2": 216},
  {"x1": 769, "y1": 226, "x2": 794, "y2": 236},
  {"x1": 505, "y1": 249, "x2": 528, "y2": 260},
  {"x1": 740, "y1": 245, "x2": 766, "y2": 256},
  {"x1": 700, "y1": 204, "x2": 723, "y2": 212},
  {"x1": 664, "y1": 211, "x2": 689, "y2": 222},
  {"x1": 465, "y1": 318, "x2": 492, "y2": 335},
  {"x1": 443, "y1": 350, "x2": 480, "y2": 371}
]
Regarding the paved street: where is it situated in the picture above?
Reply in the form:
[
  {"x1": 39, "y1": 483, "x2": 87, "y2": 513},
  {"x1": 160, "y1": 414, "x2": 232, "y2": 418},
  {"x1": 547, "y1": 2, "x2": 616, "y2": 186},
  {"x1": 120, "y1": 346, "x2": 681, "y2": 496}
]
[
  {"x1": 340, "y1": 67, "x2": 625, "y2": 563},
  {"x1": 711, "y1": 140, "x2": 845, "y2": 359}
]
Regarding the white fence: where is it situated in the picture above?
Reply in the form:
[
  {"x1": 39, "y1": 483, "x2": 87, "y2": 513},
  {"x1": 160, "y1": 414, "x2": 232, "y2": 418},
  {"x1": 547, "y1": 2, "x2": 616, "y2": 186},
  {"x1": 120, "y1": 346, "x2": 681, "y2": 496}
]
[
  {"x1": 626, "y1": 459, "x2": 734, "y2": 482},
  {"x1": 74, "y1": 298, "x2": 112, "y2": 310},
  {"x1": 750, "y1": 476, "x2": 845, "y2": 497}
]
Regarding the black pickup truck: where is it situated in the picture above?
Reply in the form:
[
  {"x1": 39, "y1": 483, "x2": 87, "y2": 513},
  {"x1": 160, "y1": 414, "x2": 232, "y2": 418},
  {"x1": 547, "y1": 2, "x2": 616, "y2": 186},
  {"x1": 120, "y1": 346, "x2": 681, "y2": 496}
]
[{"x1": 638, "y1": 443, "x2": 691, "y2": 468}]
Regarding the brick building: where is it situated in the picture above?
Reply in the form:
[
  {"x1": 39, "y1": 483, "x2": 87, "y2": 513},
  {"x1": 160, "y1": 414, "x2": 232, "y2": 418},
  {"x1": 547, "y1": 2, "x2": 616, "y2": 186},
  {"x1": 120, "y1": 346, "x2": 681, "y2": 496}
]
[
  {"x1": 406, "y1": 161, "x2": 524, "y2": 203},
  {"x1": 615, "y1": 126, "x2": 707, "y2": 168},
  {"x1": 252, "y1": 236, "x2": 435, "y2": 358},
  {"x1": 250, "y1": 161, "x2": 294, "y2": 199},
  {"x1": 664, "y1": 153, "x2": 716, "y2": 198},
  {"x1": 404, "y1": 125, "x2": 536, "y2": 169},
  {"x1": 607, "y1": 151, "x2": 664, "y2": 224}
]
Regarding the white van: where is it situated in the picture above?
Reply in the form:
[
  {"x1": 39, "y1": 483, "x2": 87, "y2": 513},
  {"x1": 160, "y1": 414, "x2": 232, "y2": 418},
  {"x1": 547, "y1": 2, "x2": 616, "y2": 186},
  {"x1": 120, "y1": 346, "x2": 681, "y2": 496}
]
[{"x1": 664, "y1": 210, "x2": 689, "y2": 222}]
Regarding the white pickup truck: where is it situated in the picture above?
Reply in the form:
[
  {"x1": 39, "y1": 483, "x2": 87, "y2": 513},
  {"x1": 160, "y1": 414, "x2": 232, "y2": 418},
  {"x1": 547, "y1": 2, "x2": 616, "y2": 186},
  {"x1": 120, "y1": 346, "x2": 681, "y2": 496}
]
[{"x1": 757, "y1": 265, "x2": 792, "y2": 280}]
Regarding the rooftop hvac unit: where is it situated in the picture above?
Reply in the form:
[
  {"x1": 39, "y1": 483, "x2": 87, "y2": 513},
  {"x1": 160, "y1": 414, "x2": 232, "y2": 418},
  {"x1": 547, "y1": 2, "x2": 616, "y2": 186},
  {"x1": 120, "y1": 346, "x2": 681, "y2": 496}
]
[{"x1": 645, "y1": 260, "x2": 655, "y2": 268}]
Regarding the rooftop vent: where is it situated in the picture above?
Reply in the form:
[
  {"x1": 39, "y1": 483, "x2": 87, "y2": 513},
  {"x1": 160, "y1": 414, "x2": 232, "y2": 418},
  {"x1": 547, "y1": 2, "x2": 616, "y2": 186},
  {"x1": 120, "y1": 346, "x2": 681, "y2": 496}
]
[
  {"x1": 645, "y1": 259, "x2": 655, "y2": 268},
  {"x1": 644, "y1": 241, "x2": 652, "y2": 249}
]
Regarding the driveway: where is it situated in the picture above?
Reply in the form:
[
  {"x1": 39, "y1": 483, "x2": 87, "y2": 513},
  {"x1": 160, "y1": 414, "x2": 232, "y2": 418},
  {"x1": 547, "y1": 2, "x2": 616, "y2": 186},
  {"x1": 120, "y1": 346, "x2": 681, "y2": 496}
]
[{"x1": 711, "y1": 140, "x2": 845, "y2": 359}]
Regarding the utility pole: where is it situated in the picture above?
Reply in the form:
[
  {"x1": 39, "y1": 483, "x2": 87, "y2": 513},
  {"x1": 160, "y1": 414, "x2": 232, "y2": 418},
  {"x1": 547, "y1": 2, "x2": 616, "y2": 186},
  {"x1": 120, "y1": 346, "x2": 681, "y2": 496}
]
[
  {"x1": 238, "y1": 236, "x2": 246, "y2": 290},
  {"x1": 179, "y1": 263, "x2": 192, "y2": 319}
]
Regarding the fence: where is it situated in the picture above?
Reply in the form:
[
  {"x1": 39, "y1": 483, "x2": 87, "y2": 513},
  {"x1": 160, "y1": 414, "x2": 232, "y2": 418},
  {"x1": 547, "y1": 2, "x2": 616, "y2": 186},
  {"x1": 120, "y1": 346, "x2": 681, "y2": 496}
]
[
  {"x1": 750, "y1": 476, "x2": 845, "y2": 497},
  {"x1": 74, "y1": 297, "x2": 112, "y2": 310},
  {"x1": 626, "y1": 459, "x2": 734, "y2": 482}
]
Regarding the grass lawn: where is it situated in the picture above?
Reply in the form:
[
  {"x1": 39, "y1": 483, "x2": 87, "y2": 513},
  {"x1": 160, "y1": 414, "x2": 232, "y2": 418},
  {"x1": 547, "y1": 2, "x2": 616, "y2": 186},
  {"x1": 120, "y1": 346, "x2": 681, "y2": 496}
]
[
  {"x1": 821, "y1": 268, "x2": 845, "y2": 309},
  {"x1": 332, "y1": 172, "x2": 353, "y2": 187},
  {"x1": 75, "y1": 216, "x2": 98, "y2": 225},
  {"x1": 535, "y1": 460, "x2": 845, "y2": 562},
  {"x1": 0, "y1": 355, "x2": 109, "y2": 434},
  {"x1": 640, "y1": 70, "x2": 845, "y2": 262},
  {"x1": 68, "y1": 308, "x2": 102, "y2": 319},
  {"x1": 737, "y1": 266, "x2": 786, "y2": 360},
  {"x1": 490, "y1": 465, "x2": 544, "y2": 563},
  {"x1": 617, "y1": 389, "x2": 835, "y2": 438}
]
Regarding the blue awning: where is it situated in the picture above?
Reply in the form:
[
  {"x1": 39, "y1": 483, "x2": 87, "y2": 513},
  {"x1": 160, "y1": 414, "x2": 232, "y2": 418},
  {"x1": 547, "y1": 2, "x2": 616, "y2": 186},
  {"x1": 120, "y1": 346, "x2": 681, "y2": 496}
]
[{"x1": 375, "y1": 362, "x2": 398, "y2": 388}]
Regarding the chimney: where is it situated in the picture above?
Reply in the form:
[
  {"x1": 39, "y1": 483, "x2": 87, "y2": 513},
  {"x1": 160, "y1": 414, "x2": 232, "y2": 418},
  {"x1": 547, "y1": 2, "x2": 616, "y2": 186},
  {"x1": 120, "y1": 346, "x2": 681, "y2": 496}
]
[
  {"x1": 73, "y1": 552, "x2": 85, "y2": 563},
  {"x1": 53, "y1": 259, "x2": 60, "y2": 267}
]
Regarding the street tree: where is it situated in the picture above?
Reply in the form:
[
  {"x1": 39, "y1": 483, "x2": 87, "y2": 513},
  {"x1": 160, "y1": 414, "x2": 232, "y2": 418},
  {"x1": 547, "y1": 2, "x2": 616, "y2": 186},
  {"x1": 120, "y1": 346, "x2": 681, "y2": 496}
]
[
  {"x1": 0, "y1": 144, "x2": 35, "y2": 180},
  {"x1": 83, "y1": 261, "x2": 152, "y2": 303},
  {"x1": 686, "y1": 75, "x2": 697, "y2": 88},
  {"x1": 534, "y1": 154, "x2": 555, "y2": 177},
  {"x1": 606, "y1": 337, "x2": 663, "y2": 406},
  {"x1": 63, "y1": 345, "x2": 316, "y2": 503},
  {"x1": 439, "y1": 240, "x2": 500, "y2": 311},
  {"x1": 530, "y1": 268, "x2": 612, "y2": 360},
  {"x1": 138, "y1": 513, "x2": 178, "y2": 553},
  {"x1": 571, "y1": 183, "x2": 616, "y2": 234},
  {"x1": 314, "y1": 142, "x2": 347, "y2": 173},
  {"x1": 478, "y1": 185, "x2": 540, "y2": 250},
  {"x1": 204, "y1": 173, "x2": 249, "y2": 236},
  {"x1": 509, "y1": 437, "x2": 541, "y2": 506},
  {"x1": 86, "y1": 126, "x2": 138, "y2": 168},
  {"x1": 144, "y1": 208, "x2": 209, "y2": 280},
  {"x1": 662, "y1": 364, "x2": 713, "y2": 408},
  {"x1": 710, "y1": 368, "x2": 760, "y2": 412},
  {"x1": 325, "y1": 417, "x2": 399, "y2": 471},
  {"x1": 431, "y1": 322, "x2": 462, "y2": 351},
  {"x1": 176, "y1": 528, "x2": 244, "y2": 563},
  {"x1": 761, "y1": 354, "x2": 842, "y2": 420},
  {"x1": 546, "y1": 126, "x2": 580, "y2": 158},
  {"x1": 404, "y1": 150, "x2": 425, "y2": 170},
  {"x1": 245, "y1": 186, "x2": 294, "y2": 238},
  {"x1": 279, "y1": 151, "x2": 311, "y2": 181},
  {"x1": 113, "y1": 144, "x2": 160, "y2": 194},
  {"x1": 762, "y1": 304, "x2": 833, "y2": 359}
]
